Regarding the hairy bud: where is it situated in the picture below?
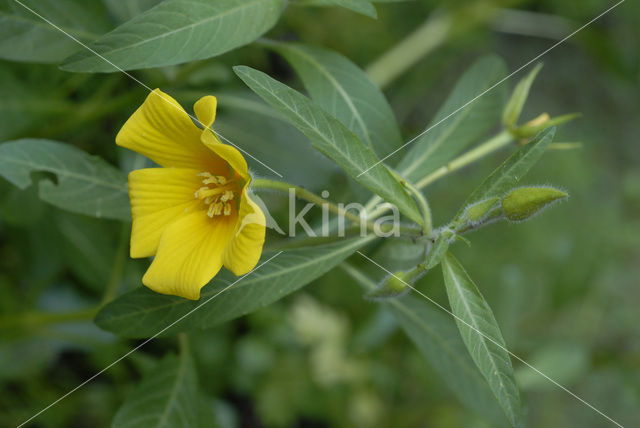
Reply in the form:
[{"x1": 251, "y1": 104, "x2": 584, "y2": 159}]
[
  {"x1": 462, "y1": 197, "x2": 501, "y2": 225},
  {"x1": 365, "y1": 272, "x2": 411, "y2": 301},
  {"x1": 501, "y1": 186, "x2": 568, "y2": 221}
]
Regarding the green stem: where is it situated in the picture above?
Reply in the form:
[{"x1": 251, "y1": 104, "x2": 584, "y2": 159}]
[
  {"x1": 414, "y1": 129, "x2": 513, "y2": 189},
  {"x1": 364, "y1": 130, "x2": 514, "y2": 219},
  {"x1": 400, "y1": 178, "x2": 433, "y2": 236},
  {"x1": 251, "y1": 178, "x2": 421, "y2": 235},
  {"x1": 366, "y1": 11, "x2": 452, "y2": 89}
]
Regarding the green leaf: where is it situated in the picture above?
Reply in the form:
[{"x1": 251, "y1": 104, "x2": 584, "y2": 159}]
[
  {"x1": 0, "y1": 0, "x2": 111, "y2": 63},
  {"x1": 112, "y1": 353, "x2": 199, "y2": 428},
  {"x1": 233, "y1": 65, "x2": 423, "y2": 225},
  {"x1": 212, "y1": 90, "x2": 338, "y2": 188},
  {"x1": 0, "y1": 139, "x2": 130, "y2": 221},
  {"x1": 441, "y1": 253, "x2": 521, "y2": 427},
  {"x1": 264, "y1": 41, "x2": 402, "y2": 161},
  {"x1": 295, "y1": 0, "x2": 377, "y2": 18},
  {"x1": 454, "y1": 127, "x2": 556, "y2": 220},
  {"x1": 96, "y1": 236, "x2": 376, "y2": 338},
  {"x1": 502, "y1": 63, "x2": 542, "y2": 128},
  {"x1": 343, "y1": 264, "x2": 509, "y2": 425},
  {"x1": 61, "y1": 0, "x2": 283, "y2": 72},
  {"x1": 423, "y1": 230, "x2": 452, "y2": 270},
  {"x1": 397, "y1": 56, "x2": 508, "y2": 182}
]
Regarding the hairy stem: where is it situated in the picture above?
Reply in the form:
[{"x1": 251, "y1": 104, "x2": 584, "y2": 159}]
[
  {"x1": 364, "y1": 130, "x2": 514, "y2": 218},
  {"x1": 414, "y1": 129, "x2": 513, "y2": 189},
  {"x1": 251, "y1": 178, "x2": 421, "y2": 235}
]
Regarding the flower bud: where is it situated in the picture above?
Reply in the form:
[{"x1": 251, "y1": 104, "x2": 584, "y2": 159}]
[
  {"x1": 514, "y1": 112, "x2": 580, "y2": 139},
  {"x1": 501, "y1": 186, "x2": 568, "y2": 221},
  {"x1": 462, "y1": 197, "x2": 501, "y2": 225},
  {"x1": 365, "y1": 271, "x2": 411, "y2": 301}
]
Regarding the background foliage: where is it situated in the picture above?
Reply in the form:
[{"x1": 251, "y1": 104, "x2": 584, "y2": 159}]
[{"x1": 1, "y1": 0, "x2": 638, "y2": 427}]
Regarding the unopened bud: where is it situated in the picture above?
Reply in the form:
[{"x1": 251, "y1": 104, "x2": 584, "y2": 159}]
[
  {"x1": 462, "y1": 197, "x2": 501, "y2": 224},
  {"x1": 514, "y1": 112, "x2": 580, "y2": 139},
  {"x1": 365, "y1": 272, "x2": 411, "y2": 301},
  {"x1": 501, "y1": 186, "x2": 568, "y2": 221}
]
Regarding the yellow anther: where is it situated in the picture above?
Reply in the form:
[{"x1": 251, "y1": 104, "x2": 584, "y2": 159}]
[
  {"x1": 197, "y1": 171, "x2": 236, "y2": 217},
  {"x1": 220, "y1": 190, "x2": 234, "y2": 202},
  {"x1": 207, "y1": 203, "x2": 216, "y2": 218}
]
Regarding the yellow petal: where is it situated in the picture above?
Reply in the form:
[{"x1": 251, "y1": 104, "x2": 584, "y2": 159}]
[
  {"x1": 201, "y1": 129, "x2": 249, "y2": 181},
  {"x1": 143, "y1": 212, "x2": 237, "y2": 300},
  {"x1": 116, "y1": 89, "x2": 226, "y2": 172},
  {"x1": 222, "y1": 186, "x2": 266, "y2": 275},
  {"x1": 129, "y1": 168, "x2": 204, "y2": 258},
  {"x1": 194, "y1": 95, "x2": 217, "y2": 129}
]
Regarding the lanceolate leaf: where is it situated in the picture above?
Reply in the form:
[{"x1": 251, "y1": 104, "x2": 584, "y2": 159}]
[
  {"x1": 397, "y1": 56, "x2": 508, "y2": 182},
  {"x1": 96, "y1": 236, "x2": 376, "y2": 338},
  {"x1": 233, "y1": 66, "x2": 423, "y2": 225},
  {"x1": 213, "y1": 91, "x2": 338, "y2": 188},
  {"x1": 454, "y1": 127, "x2": 555, "y2": 220},
  {"x1": 0, "y1": 0, "x2": 111, "y2": 63},
  {"x1": 343, "y1": 264, "x2": 509, "y2": 425},
  {"x1": 61, "y1": 0, "x2": 283, "y2": 72},
  {"x1": 441, "y1": 253, "x2": 522, "y2": 427},
  {"x1": 264, "y1": 41, "x2": 403, "y2": 160},
  {"x1": 423, "y1": 230, "x2": 451, "y2": 270},
  {"x1": 112, "y1": 353, "x2": 199, "y2": 428},
  {"x1": 0, "y1": 139, "x2": 130, "y2": 221}
]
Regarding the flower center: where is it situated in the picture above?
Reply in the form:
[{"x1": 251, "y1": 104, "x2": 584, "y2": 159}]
[{"x1": 194, "y1": 172, "x2": 238, "y2": 217}]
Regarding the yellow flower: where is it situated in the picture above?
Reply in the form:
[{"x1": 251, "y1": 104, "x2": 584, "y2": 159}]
[{"x1": 116, "y1": 89, "x2": 266, "y2": 300}]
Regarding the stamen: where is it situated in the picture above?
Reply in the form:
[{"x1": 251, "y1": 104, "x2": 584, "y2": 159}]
[
  {"x1": 220, "y1": 190, "x2": 234, "y2": 202},
  {"x1": 196, "y1": 171, "x2": 237, "y2": 217}
]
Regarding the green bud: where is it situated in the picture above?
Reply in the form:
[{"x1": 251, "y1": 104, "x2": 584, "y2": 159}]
[
  {"x1": 365, "y1": 271, "x2": 411, "y2": 301},
  {"x1": 462, "y1": 197, "x2": 501, "y2": 224},
  {"x1": 514, "y1": 112, "x2": 581, "y2": 139},
  {"x1": 502, "y1": 63, "x2": 543, "y2": 128},
  {"x1": 501, "y1": 186, "x2": 568, "y2": 221}
]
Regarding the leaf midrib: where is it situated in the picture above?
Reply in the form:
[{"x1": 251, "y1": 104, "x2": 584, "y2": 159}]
[
  {"x1": 102, "y1": 236, "x2": 374, "y2": 323},
  {"x1": 444, "y1": 261, "x2": 517, "y2": 417},
  {"x1": 78, "y1": 0, "x2": 268, "y2": 58},
  {"x1": 240, "y1": 71, "x2": 400, "y2": 205},
  {"x1": 278, "y1": 44, "x2": 373, "y2": 147}
]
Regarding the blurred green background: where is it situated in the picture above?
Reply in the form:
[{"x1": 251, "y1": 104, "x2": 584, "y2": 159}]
[{"x1": 1, "y1": 0, "x2": 638, "y2": 427}]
